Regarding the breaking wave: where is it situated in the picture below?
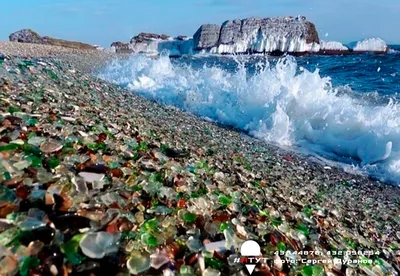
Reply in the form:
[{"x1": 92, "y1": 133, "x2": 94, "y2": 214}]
[{"x1": 99, "y1": 53, "x2": 400, "y2": 184}]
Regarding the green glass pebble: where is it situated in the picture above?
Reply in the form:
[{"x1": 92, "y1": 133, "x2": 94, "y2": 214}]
[
  {"x1": 212, "y1": 190, "x2": 222, "y2": 196},
  {"x1": 26, "y1": 118, "x2": 38, "y2": 126},
  {"x1": 87, "y1": 143, "x2": 99, "y2": 150},
  {"x1": 61, "y1": 234, "x2": 85, "y2": 265},
  {"x1": 312, "y1": 265, "x2": 324, "y2": 276},
  {"x1": 277, "y1": 241, "x2": 286, "y2": 252},
  {"x1": 146, "y1": 235, "x2": 158, "y2": 247},
  {"x1": 259, "y1": 210, "x2": 269, "y2": 217},
  {"x1": 48, "y1": 157, "x2": 60, "y2": 169},
  {"x1": 219, "y1": 222, "x2": 229, "y2": 231},
  {"x1": 142, "y1": 218, "x2": 159, "y2": 232},
  {"x1": 0, "y1": 186, "x2": 16, "y2": 203},
  {"x1": 6, "y1": 213, "x2": 18, "y2": 222},
  {"x1": 180, "y1": 265, "x2": 194, "y2": 275},
  {"x1": 148, "y1": 172, "x2": 163, "y2": 183},
  {"x1": 296, "y1": 223, "x2": 310, "y2": 236},
  {"x1": 46, "y1": 69, "x2": 59, "y2": 80},
  {"x1": 109, "y1": 162, "x2": 120, "y2": 169},
  {"x1": 218, "y1": 195, "x2": 232, "y2": 205},
  {"x1": 190, "y1": 188, "x2": 207, "y2": 198},
  {"x1": 3, "y1": 172, "x2": 11, "y2": 181},
  {"x1": 25, "y1": 154, "x2": 42, "y2": 168},
  {"x1": 132, "y1": 153, "x2": 140, "y2": 161},
  {"x1": 0, "y1": 228, "x2": 21, "y2": 246},
  {"x1": 271, "y1": 217, "x2": 282, "y2": 226},
  {"x1": 0, "y1": 143, "x2": 20, "y2": 152},
  {"x1": 160, "y1": 144, "x2": 168, "y2": 154},
  {"x1": 375, "y1": 258, "x2": 383, "y2": 265},
  {"x1": 344, "y1": 238, "x2": 357, "y2": 248},
  {"x1": 151, "y1": 199, "x2": 158, "y2": 207},
  {"x1": 183, "y1": 213, "x2": 196, "y2": 223},
  {"x1": 205, "y1": 257, "x2": 225, "y2": 270},
  {"x1": 22, "y1": 144, "x2": 42, "y2": 156},
  {"x1": 302, "y1": 265, "x2": 313, "y2": 276},
  {"x1": 19, "y1": 256, "x2": 40, "y2": 276},
  {"x1": 137, "y1": 141, "x2": 149, "y2": 151},
  {"x1": 62, "y1": 234, "x2": 84, "y2": 252},
  {"x1": 65, "y1": 252, "x2": 85, "y2": 265},
  {"x1": 7, "y1": 106, "x2": 21, "y2": 114},
  {"x1": 303, "y1": 207, "x2": 313, "y2": 217},
  {"x1": 121, "y1": 232, "x2": 137, "y2": 240}
]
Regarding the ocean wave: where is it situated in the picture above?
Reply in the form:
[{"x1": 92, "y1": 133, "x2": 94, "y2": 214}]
[{"x1": 99, "y1": 53, "x2": 400, "y2": 184}]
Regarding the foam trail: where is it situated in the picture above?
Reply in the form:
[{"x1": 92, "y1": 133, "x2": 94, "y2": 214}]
[{"x1": 99, "y1": 53, "x2": 400, "y2": 184}]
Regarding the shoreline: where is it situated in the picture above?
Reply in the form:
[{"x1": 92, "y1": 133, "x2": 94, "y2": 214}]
[{"x1": 0, "y1": 42, "x2": 399, "y2": 275}]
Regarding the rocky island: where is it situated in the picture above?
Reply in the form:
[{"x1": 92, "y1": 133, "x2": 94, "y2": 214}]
[{"x1": 109, "y1": 16, "x2": 386, "y2": 56}]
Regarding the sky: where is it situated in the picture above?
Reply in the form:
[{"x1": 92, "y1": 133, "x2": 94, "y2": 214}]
[{"x1": 1, "y1": 0, "x2": 399, "y2": 47}]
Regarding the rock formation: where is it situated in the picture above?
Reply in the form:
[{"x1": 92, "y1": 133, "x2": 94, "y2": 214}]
[
  {"x1": 193, "y1": 16, "x2": 321, "y2": 54},
  {"x1": 193, "y1": 24, "x2": 221, "y2": 50},
  {"x1": 110, "y1": 41, "x2": 133, "y2": 54},
  {"x1": 111, "y1": 32, "x2": 193, "y2": 56},
  {"x1": 9, "y1": 29, "x2": 96, "y2": 50},
  {"x1": 106, "y1": 16, "x2": 390, "y2": 56}
]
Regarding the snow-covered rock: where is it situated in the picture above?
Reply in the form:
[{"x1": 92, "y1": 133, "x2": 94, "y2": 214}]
[
  {"x1": 193, "y1": 16, "x2": 320, "y2": 54},
  {"x1": 352, "y1": 38, "x2": 388, "y2": 53}
]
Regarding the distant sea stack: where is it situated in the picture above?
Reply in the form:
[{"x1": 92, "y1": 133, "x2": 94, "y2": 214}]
[
  {"x1": 9, "y1": 29, "x2": 97, "y2": 50},
  {"x1": 193, "y1": 16, "x2": 321, "y2": 54}
]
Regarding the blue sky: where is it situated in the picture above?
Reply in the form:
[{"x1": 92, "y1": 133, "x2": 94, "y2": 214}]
[{"x1": 1, "y1": 0, "x2": 399, "y2": 46}]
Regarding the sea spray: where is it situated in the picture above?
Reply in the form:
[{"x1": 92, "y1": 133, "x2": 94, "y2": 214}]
[{"x1": 99, "y1": 53, "x2": 400, "y2": 184}]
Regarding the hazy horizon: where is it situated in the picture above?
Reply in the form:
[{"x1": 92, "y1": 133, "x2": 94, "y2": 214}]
[{"x1": 1, "y1": 0, "x2": 399, "y2": 47}]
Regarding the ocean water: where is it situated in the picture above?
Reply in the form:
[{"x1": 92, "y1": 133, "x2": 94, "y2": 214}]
[{"x1": 99, "y1": 47, "x2": 400, "y2": 184}]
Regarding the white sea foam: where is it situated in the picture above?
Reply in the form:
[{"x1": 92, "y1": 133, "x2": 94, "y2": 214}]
[
  {"x1": 99, "y1": 53, "x2": 400, "y2": 184},
  {"x1": 208, "y1": 36, "x2": 320, "y2": 54},
  {"x1": 353, "y1": 38, "x2": 388, "y2": 52},
  {"x1": 320, "y1": 40, "x2": 348, "y2": 51}
]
